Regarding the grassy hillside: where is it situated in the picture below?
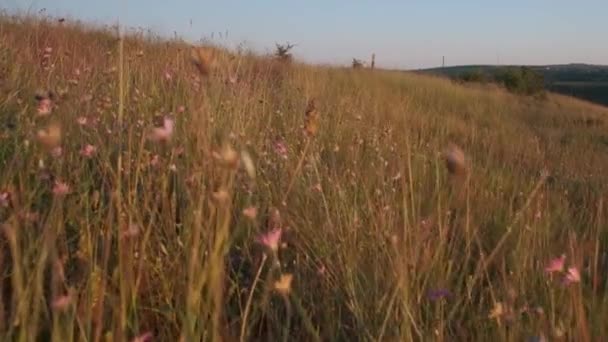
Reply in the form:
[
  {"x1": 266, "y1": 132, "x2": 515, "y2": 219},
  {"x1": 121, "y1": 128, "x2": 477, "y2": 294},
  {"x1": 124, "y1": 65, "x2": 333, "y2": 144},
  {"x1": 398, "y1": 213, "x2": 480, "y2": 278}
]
[
  {"x1": 420, "y1": 64, "x2": 608, "y2": 107},
  {"x1": 1, "y1": 14, "x2": 608, "y2": 341}
]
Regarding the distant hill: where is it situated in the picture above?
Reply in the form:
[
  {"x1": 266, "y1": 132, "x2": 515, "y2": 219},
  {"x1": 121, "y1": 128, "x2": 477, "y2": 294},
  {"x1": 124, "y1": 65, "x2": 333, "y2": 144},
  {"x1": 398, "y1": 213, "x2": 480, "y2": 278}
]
[{"x1": 418, "y1": 64, "x2": 608, "y2": 107}]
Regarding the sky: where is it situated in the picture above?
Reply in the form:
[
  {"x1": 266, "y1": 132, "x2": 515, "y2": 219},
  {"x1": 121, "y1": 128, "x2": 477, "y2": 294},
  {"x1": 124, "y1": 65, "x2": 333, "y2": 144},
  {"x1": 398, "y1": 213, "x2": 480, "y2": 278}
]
[{"x1": 5, "y1": 0, "x2": 608, "y2": 69}]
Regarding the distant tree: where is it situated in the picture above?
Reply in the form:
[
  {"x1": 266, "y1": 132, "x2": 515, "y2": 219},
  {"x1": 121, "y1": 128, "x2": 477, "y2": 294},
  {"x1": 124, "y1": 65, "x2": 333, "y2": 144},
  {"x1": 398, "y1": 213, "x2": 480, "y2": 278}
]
[
  {"x1": 274, "y1": 42, "x2": 295, "y2": 62},
  {"x1": 495, "y1": 66, "x2": 545, "y2": 96},
  {"x1": 352, "y1": 58, "x2": 364, "y2": 69},
  {"x1": 458, "y1": 69, "x2": 488, "y2": 83}
]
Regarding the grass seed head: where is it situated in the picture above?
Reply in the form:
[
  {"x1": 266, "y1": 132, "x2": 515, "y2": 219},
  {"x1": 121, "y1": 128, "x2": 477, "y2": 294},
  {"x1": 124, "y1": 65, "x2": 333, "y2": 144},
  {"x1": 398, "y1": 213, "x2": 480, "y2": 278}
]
[
  {"x1": 304, "y1": 98, "x2": 320, "y2": 137},
  {"x1": 444, "y1": 143, "x2": 466, "y2": 175}
]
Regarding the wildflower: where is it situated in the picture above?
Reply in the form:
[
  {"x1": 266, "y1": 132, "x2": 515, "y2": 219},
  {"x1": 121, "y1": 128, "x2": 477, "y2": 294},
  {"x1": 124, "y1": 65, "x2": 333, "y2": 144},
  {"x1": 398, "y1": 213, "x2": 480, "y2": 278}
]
[
  {"x1": 317, "y1": 264, "x2": 326, "y2": 276},
  {"x1": 50, "y1": 146, "x2": 63, "y2": 158},
  {"x1": 563, "y1": 267, "x2": 581, "y2": 285},
  {"x1": 163, "y1": 70, "x2": 173, "y2": 81},
  {"x1": 37, "y1": 98, "x2": 53, "y2": 116},
  {"x1": 80, "y1": 144, "x2": 97, "y2": 158},
  {"x1": 544, "y1": 254, "x2": 566, "y2": 274},
  {"x1": 444, "y1": 143, "x2": 466, "y2": 175},
  {"x1": 37, "y1": 123, "x2": 62, "y2": 149},
  {"x1": 150, "y1": 154, "x2": 161, "y2": 168},
  {"x1": 242, "y1": 206, "x2": 258, "y2": 220},
  {"x1": 51, "y1": 294, "x2": 72, "y2": 311},
  {"x1": 0, "y1": 191, "x2": 10, "y2": 207},
  {"x1": 132, "y1": 332, "x2": 153, "y2": 342},
  {"x1": 427, "y1": 289, "x2": 452, "y2": 301},
  {"x1": 149, "y1": 117, "x2": 174, "y2": 142},
  {"x1": 177, "y1": 105, "x2": 186, "y2": 113},
  {"x1": 122, "y1": 224, "x2": 140, "y2": 239},
  {"x1": 52, "y1": 181, "x2": 70, "y2": 197},
  {"x1": 257, "y1": 228, "x2": 282, "y2": 252},
  {"x1": 273, "y1": 139, "x2": 288, "y2": 159},
  {"x1": 274, "y1": 273, "x2": 293, "y2": 296},
  {"x1": 169, "y1": 164, "x2": 177, "y2": 172}
]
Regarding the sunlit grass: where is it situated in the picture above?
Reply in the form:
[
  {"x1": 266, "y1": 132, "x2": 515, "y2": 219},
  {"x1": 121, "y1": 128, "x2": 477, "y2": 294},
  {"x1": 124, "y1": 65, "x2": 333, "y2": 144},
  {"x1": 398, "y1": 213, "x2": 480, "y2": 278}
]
[{"x1": 0, "y1": 13, "x2": 607, "y2": 341}]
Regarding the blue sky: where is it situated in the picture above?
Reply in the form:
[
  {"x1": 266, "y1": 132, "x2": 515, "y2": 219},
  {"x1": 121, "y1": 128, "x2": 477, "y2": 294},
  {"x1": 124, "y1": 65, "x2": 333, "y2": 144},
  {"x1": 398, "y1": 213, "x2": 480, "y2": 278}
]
[{"x1": 6, "y1": 0, "x2": 608, "y2": 69}]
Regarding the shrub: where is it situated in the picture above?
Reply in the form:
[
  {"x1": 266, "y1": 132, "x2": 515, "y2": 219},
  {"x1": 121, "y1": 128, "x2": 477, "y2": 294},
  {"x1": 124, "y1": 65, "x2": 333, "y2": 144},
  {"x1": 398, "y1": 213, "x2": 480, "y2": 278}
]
[{"x1": 495, "y1": 66, "x2": 545, "y2": 96}]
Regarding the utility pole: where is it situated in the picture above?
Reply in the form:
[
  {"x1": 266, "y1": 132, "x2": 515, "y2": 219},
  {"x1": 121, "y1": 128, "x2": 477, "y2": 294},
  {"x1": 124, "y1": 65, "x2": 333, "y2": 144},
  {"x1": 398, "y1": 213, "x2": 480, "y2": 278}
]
[
  {"x1": 371, "y1": 53, "x2": 376, "y2": 70},
  {"x1": 442, "y1": 56, "x2": 445, "y2": 68}
]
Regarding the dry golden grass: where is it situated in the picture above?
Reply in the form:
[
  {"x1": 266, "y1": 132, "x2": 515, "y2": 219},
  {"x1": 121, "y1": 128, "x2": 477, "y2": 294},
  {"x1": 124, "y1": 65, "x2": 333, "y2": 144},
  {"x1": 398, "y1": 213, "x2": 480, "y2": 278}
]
[{"x1": 0, "y1": 13, "x2": 607, "y2": 341}]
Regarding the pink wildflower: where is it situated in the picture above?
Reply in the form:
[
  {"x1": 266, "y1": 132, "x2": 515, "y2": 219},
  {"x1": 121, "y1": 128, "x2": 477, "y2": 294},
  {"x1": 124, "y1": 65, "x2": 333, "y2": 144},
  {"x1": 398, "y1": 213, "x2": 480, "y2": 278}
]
[
  {"x1": 132, "y1": 332, "x2": 153, "y2": 342},
  {"x1": 76, "y1": 116, "x2": 88, "y2": 126},
  {"x1": 563, "y1": 267, "x2": 581, "y2": 285},
  {"x1": 545, "y1": 254, "x2": 566, "y2": 274},
  {"x1": 37, "y1": 98, "x2": 53, "y2": 116},
  {"x1": 0, "y1": 191, "x2": 10, "y2": 207},
  {"x1": 150, "y1": 154, "x2": 161, "y2": 168},
  {"x1": 122, "y1": 224, "x2": 140, "y2": 239},
  {"x1": 257, "y1": 228, "x2": 282, "y2": 252},
  {"x1": 80, "y1": 144, "x2": 97, "y2": 157},
  {"x1": 149, "y1": 117, "x2": 174, "y2": 142},
  {"x1": 51, "y1": 295, "x2": 71, "y2": 311},
  {"x1": 273, "y1": 139, "x2": 288, "y2": 159},
  {"x1": 177, "y1": 105, "x2": 186, "y2": 113},
  {"x1": 52, "y1": 181, "x2": 70, "y2": 197}
]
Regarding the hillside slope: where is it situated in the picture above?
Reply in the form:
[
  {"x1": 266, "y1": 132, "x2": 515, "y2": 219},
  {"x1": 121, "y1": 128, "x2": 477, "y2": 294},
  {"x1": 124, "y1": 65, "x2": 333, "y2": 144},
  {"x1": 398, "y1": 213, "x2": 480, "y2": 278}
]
[
  {"x1": 1, "y1": 15, "x2": 607, "y2": 341},
  {"x1": 420, "y1": 64, "x2": 608, "y2": 106}
]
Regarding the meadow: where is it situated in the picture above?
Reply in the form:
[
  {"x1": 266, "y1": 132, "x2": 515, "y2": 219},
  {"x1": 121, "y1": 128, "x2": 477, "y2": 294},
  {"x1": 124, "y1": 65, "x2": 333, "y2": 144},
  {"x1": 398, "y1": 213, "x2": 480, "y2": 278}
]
[{"x1": 1, "y1": 14, "x2": 607, "y2": 341}]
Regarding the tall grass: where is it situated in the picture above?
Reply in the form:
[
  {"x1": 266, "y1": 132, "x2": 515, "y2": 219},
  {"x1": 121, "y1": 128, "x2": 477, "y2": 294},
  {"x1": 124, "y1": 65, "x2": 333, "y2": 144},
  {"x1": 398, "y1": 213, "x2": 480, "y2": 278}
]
[{"x1": 0, "y1": 13, "x2": 607, "y2": 341}]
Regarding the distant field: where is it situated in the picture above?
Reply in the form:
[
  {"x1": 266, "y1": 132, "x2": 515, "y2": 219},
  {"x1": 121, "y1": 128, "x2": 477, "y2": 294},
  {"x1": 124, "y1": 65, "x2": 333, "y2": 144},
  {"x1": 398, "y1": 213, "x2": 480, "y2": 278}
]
[{"x1": 547, "y1": 82, "x2": 608, "y2": 107}]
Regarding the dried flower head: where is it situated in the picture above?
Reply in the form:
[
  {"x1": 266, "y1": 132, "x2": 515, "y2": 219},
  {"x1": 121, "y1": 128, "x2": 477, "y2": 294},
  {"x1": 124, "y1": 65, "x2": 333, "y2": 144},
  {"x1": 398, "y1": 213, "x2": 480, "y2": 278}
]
[
  {"x1": 274, "y1": 273, "x2": 293, "y2": 296},
  {"x1": 240, "y1": 150, "x2": 256, "y2": 179},
  {"x1": 37, "y1": 122, "x2": 62, "y2": 149},
  {"x1": 213, "y1": 144, "x2": 239, "y2": 169},
  {"x1": 444, "y1": 143, "x2": 466, "y2": 175},
  {"x1": 304, "y1": 98, "x2": 320, "y2": 137},
  {"x1": 243, "y1": 206, "x2": 258, "y2": 220},
  {"x1": 190, "y1": 47, "x2": 216, "y2": 76},
  {"x1": 212, "y1": 189, "x2": 230, "y2": 204}
]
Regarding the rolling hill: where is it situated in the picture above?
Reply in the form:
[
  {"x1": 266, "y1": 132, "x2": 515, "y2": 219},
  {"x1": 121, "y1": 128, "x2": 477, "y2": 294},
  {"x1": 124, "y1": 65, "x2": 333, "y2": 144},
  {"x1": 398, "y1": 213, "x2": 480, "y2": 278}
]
[{"x1": 419, "y1": 64, "x2": 608, "y2": 106}]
